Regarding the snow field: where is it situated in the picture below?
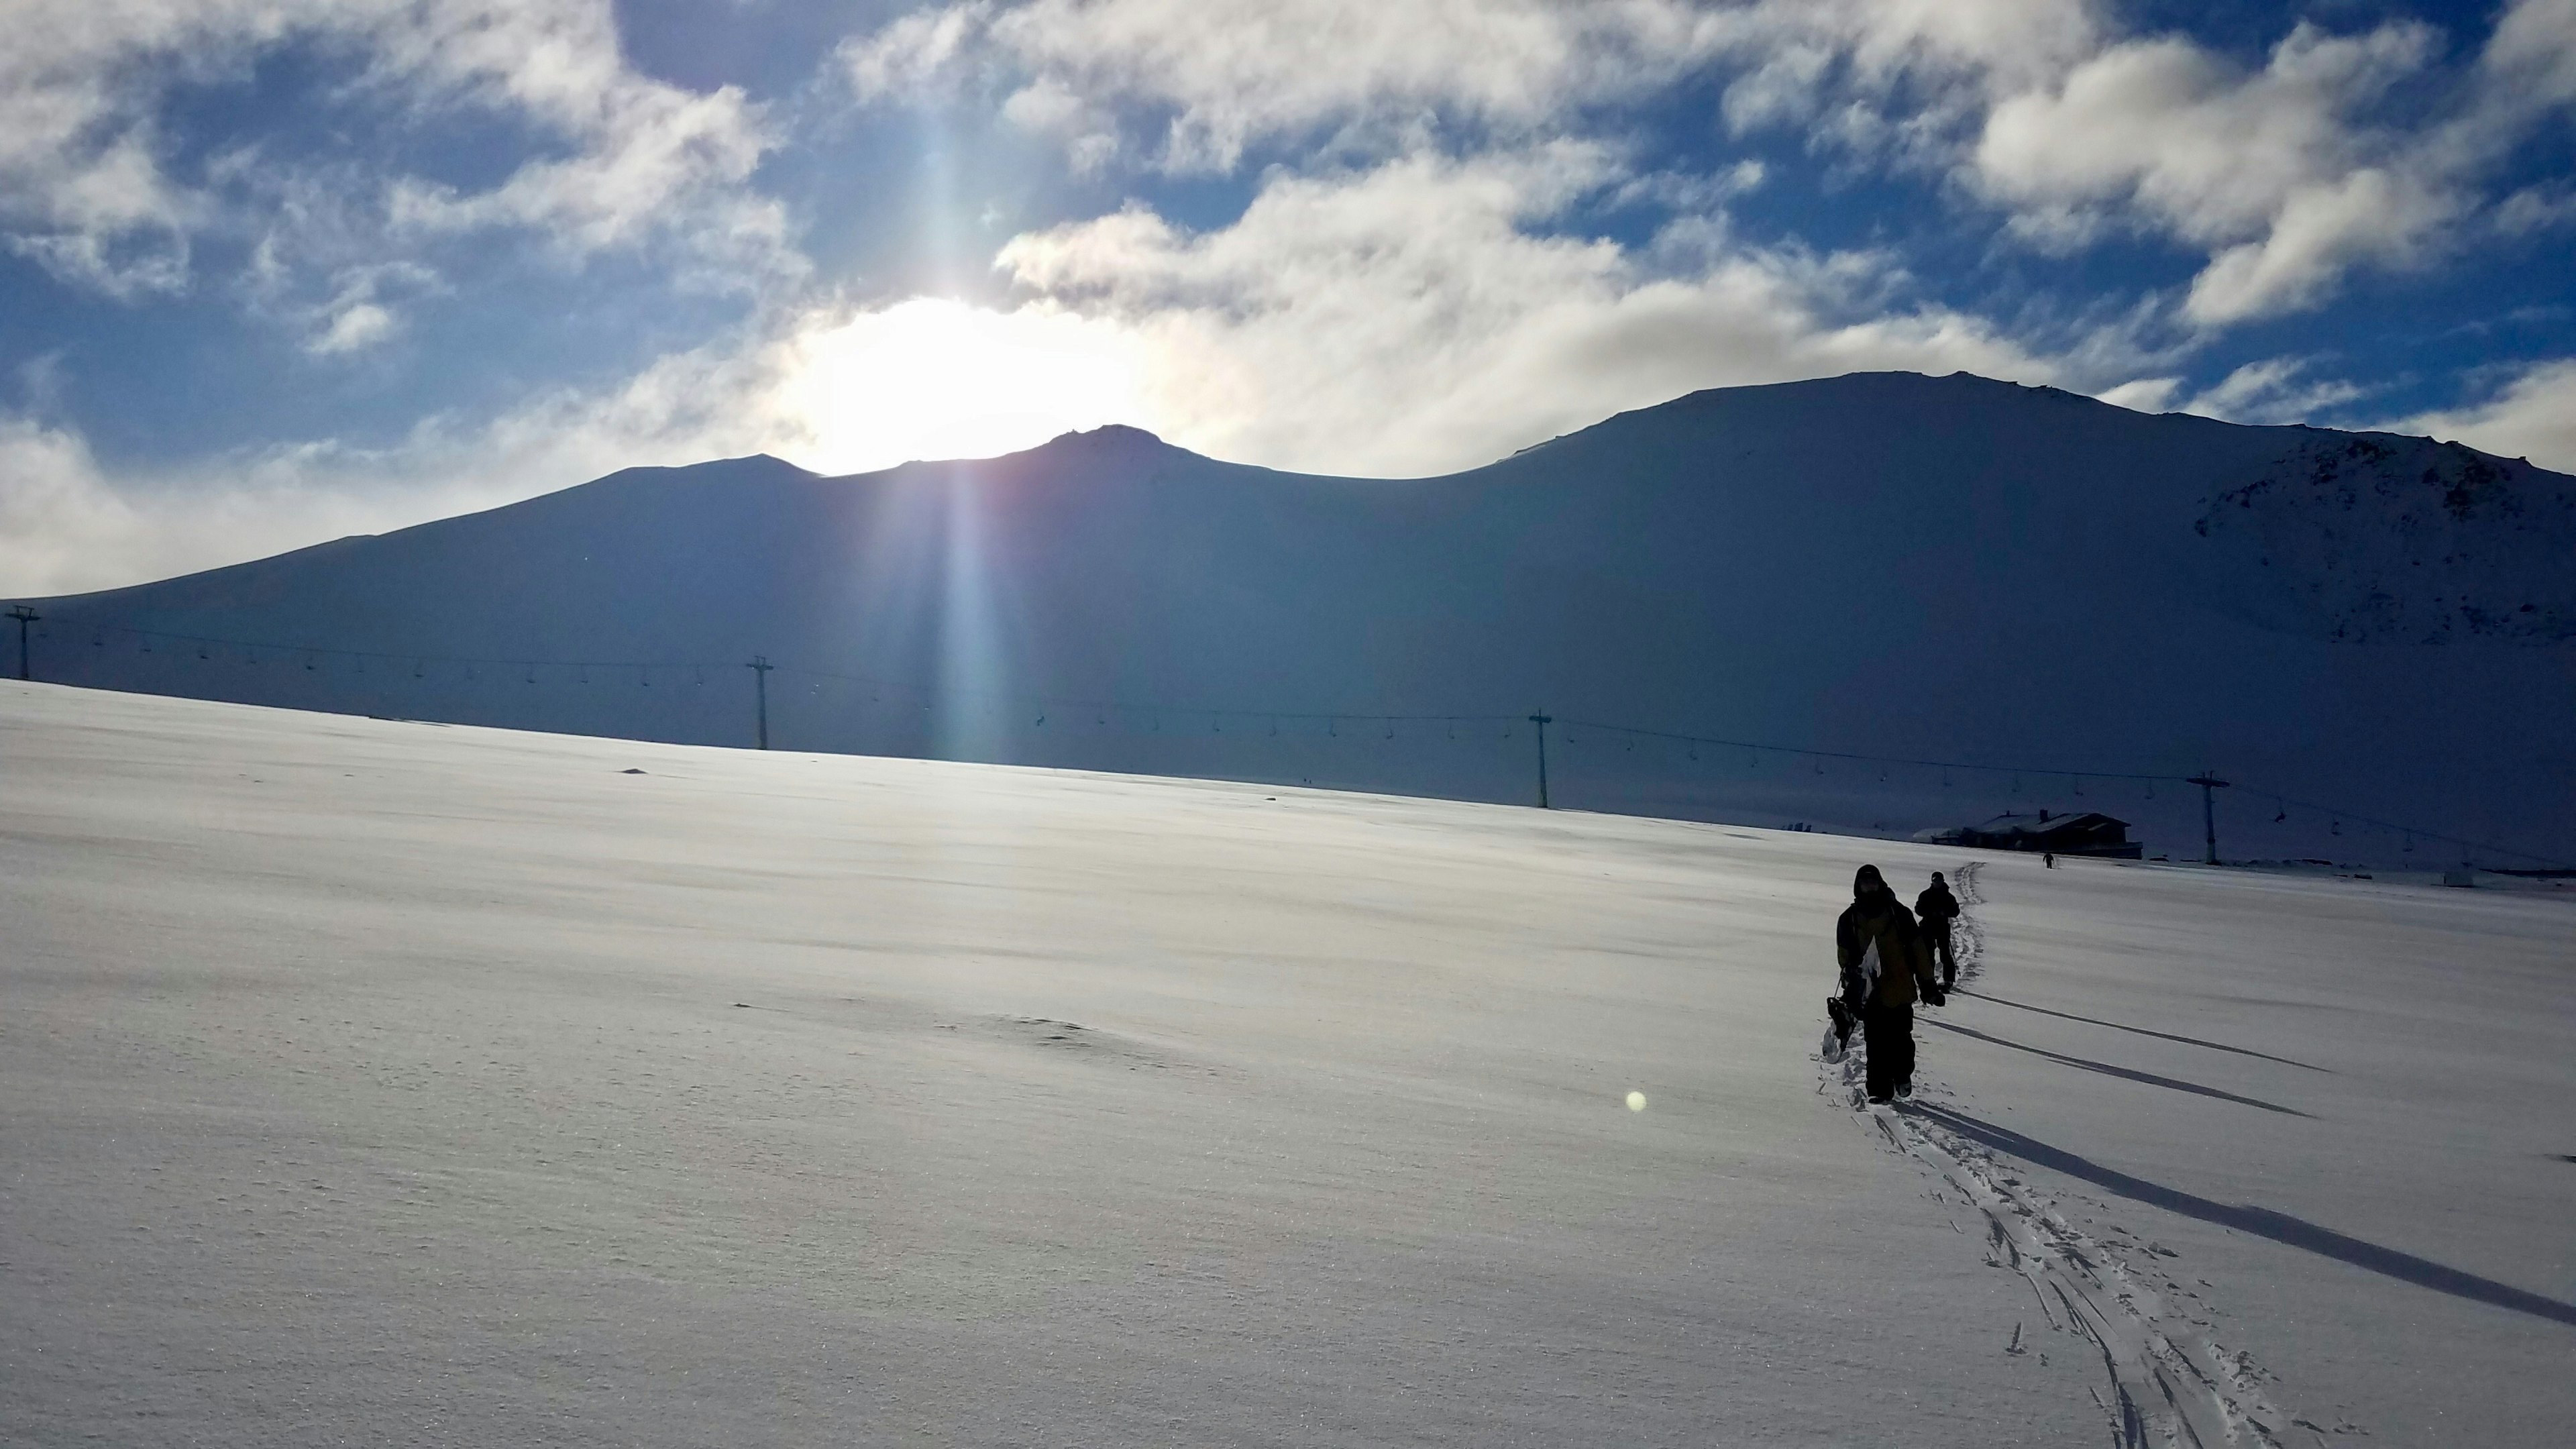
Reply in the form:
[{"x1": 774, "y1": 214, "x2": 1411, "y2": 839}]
[
  {"x1": 1827, "y1": 867, "x2": 2293, "y2": 1446},
  {"x1": 1846, "y1": 854, "x2": 2576, "y2": 1446},
  {"x1": 2, "y1": 680, "x2": 2570, "y2": 1446}
]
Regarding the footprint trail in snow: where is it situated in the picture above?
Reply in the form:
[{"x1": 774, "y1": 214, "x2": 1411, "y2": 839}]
[{"x1": 1820, "y1": 860, "x2": 2325, "y2": 1448}]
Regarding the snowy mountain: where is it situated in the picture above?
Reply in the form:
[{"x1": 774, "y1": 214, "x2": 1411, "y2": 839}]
[
  {"x1": 11, "y1": 371, "x2": 2573, "y2": 865},
  {"x1": 2192, "y1": 433, "x2": 2576, "y2": 645}
]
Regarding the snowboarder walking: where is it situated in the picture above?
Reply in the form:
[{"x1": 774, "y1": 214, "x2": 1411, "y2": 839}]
[
  {"x1": 1915, "y1": 871, "x2": 1961, "y2": 989},
  {"x1": 1837, "y1": 864, "x2": 1940, "y2": 1104}
]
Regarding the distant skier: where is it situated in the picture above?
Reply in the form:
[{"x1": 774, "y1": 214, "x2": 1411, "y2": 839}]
[
  {"x1": 1915, "y1": 871, "x2": 1961, "y2": 989},
  {"x1": 1836, "y1": 864, "x2": 1941, "y2": 1104}
]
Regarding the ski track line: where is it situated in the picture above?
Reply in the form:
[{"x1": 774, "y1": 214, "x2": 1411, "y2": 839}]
[{"x1": 1816, "y1": 859, "x2": 2320, "y2": 1449}]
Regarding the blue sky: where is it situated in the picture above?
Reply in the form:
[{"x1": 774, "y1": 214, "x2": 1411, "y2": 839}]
[{"x1": 4, "y1": 0, "x2": 2573, "y2": 592}]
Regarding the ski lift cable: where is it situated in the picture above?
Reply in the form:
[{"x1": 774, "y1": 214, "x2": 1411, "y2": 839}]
[
  {"x1": 2252, "y1": 790, "x2": 2561, "y2": 865},
  {"x1": 1550, "y1": 717, "x2": 2188, "y2": 786},
  {"x1": 29, "y1": 619, "x2": 2564, "y2": 865}
]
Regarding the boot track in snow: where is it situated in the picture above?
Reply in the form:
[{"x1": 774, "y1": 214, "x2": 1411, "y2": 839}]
[{"x1": 1817, "y1": 860, "x2": 2325, "y2": 1448}]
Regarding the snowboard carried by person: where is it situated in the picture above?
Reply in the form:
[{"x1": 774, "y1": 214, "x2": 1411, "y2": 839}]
[
  {"x1": 1822, "y1": 995, "x2": 1858, "y2": 1063},
  {"x1": 1819, "y1": 936, "x2": 1880, "y2": 1063}
]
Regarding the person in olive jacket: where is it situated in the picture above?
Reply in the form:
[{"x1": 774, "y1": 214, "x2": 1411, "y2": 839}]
[
  {"x1": 1915, "y1": 871, "x2": 1961, "y2": 988},
  {"x1": 1837, "y1": 864, "x2": 1942, "y2": 1103}
]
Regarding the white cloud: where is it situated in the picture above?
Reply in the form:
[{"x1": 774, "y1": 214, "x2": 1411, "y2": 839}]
[
  {"x1": 845, "y1": 1, "x2": 2576, "y2": 335},
  {"x1": 2181, "y1": 356, "x2": 2367, "y2": 425},
  {"x1": 358, "y1": 1, "x2": 790, "y2": 279},
  {"x1": 294, "y1": 263, "x2": 441, "y2": 355},
  {"x1": 0, "y1": 413, "x2": 534, "y2": 600},
  {"x1": 311, "y1": 302, "x2": 398, "y2": 356},
  {"x1": 0, "y1": 0, "x2": 250, "y2": 296},
  {"x1": 2494, "y1": 182, "x2": 2576, "y2": 235},
  {"x1": 2485, "y1": 0, "x2": 2576, "y2": 107},
  {"x1": 358, "y1": 1, "x2": 784, "y2": 268},
  {"x1": 844, "y1": 1, "x2": 996, "y2": 101},
  {"x1": 848, "y1": 0, "x2": 1747, "y2": 170},
  {"x1": 1972, "y1": 23, "x2": 2459, "y2": 324},
  {"x1": 383, "y1": 59, "x2": 783, "y2": 274},
  {"x1": 0, "y1": 312, "x2": 802, "y2": 597},
  {"x1": 0, "y1": 419, "x2": 150, "y2": 597},
  {"x1": 2094, "y1": 376, "x2": 2182, "y2": 413},
  {"x1": 0, "y1": 0, "x2": 787, "y2": 305},
  {"x1": 2394, "y1": 358, "x2": 2576, "y2": 474},
  {"x1": 1701, "y1": 4, "x2": 2576, "y2": 325},
  {"x1": 995, "y1": 146, "x2": 2075, "y2": 475},
  {"x1": 849, "y1": 0, "x2": 2113, "y2": 164},
  {"x1": 1710, "y1": 0, "x2": 2102, "y2": 139}
]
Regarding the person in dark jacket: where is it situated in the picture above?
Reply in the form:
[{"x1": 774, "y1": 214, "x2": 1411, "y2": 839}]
[
  {"x1": 1915, "y1": 871, "x2": 1961, "y2": 988},
  {"x1": 1837, "y1": 864, "x2": 1940, "y2": 1104}
]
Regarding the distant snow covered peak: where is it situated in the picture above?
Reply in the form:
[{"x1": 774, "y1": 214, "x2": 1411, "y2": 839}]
[
  {"x1": 1066, "y1": 422, "x2": 1165, "y2": 445},
  {"x1": 1509, "y1": 369, "x2": 2131, "y2": 464},
  {"x1": 569, "y1": 452, "x2": 816, "y2": 496},
  {"x1": 1028, "y1": 422, "x2": 1172, "y2": 458},
  {"x1": 814, "y1": 422, "x2": 1184, "y2": 481},
  {"x1": 661, "y1": 452, "x2": 812, "y2": 476},
  {"x1": 2194, "y1": 434, "x2": 2576, "y2": 644}
]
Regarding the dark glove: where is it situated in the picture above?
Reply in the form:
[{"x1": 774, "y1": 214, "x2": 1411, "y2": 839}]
[{"x1": 1921, "y1": 984, "x2": 1947, "y2": 1007}]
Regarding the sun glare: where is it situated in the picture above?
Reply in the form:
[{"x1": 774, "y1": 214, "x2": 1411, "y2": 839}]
[{"x1": 775, "y1": 299, "x2": 1150, "y2": 476}]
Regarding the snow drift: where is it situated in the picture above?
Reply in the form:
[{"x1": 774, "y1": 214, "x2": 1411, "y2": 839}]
[{"x1": 9, "y1": 371, "x2": 2571, "y2": 863}]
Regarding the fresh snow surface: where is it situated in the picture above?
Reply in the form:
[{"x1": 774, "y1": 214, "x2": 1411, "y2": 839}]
[{"x1": 3, "y1": 682, "x2": 2570, "y2": 1447}]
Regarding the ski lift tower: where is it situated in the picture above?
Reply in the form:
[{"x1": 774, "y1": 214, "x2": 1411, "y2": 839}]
[
  {"x1": 2186, "y1": 772, "x2": 2231, "y2": 865},
  {"x1": 747, "y1": 655, "x2": 774, "y2": 750},
  {"x1": 1527, "y1": 712, "x2": 1553, "y2": 809},
  {"x1": 6, "y1": 605, "x2": 37, "y2": 681}
]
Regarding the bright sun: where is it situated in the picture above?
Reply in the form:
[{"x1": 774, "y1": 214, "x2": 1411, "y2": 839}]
[{"x1": 774, "y1": 298, "x2": 1151, "y2": 476}]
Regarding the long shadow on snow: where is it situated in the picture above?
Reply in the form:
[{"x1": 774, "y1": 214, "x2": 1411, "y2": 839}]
[
  {"x1": 1953, "y1": 987, "x2": 2330, "y2": 1072},
  {"x1": 1924, "y1": 1018, "x2": 2312, "y2": 1118},
  {"x1": 1902, "y1": 1103, "x2": 2576, "y2": 1329}
]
